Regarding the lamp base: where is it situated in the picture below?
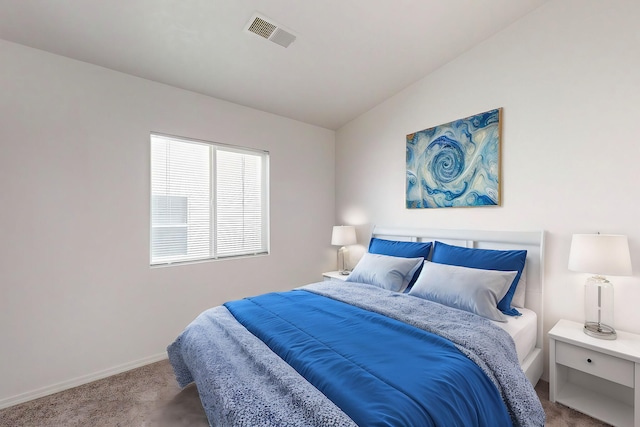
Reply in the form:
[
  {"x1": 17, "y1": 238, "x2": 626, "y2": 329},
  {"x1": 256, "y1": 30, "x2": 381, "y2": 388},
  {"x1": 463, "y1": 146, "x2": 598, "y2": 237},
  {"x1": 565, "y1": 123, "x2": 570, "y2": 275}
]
[
  {"x1": 584, "y1": 322, "x2": 617, "y2": 340},
  {"x1": 339, "y1": 270, "x2": 351, "y2": 276}
]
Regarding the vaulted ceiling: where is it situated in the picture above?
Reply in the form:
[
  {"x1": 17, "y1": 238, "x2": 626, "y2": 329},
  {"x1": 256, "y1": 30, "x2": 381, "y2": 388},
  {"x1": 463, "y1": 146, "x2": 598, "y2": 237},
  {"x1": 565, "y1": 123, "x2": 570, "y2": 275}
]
[{"x1": 0, "y1": 0, "x2": 550, "y2": 129}]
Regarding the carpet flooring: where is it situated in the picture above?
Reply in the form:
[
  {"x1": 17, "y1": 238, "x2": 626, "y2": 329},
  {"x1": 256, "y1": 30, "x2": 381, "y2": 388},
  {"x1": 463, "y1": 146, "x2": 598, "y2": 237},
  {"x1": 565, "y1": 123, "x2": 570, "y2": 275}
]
[{"x1": 0, "y1": 359, "x2": 610, "y2": 426}]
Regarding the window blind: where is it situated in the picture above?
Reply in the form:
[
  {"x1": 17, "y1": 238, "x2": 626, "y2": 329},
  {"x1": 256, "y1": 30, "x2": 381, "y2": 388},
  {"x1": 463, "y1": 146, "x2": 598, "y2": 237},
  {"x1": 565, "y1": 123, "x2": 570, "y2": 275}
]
[{"x1": 150, "y1": 134, "x2": 269, "y2": 265}]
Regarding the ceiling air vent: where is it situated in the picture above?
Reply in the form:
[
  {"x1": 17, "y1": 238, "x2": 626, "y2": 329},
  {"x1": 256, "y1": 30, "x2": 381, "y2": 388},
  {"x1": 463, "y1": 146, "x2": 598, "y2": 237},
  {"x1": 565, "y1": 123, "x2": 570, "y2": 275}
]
[{"x1": 245, "y1": 13, "x2": 296, "y2": 48}]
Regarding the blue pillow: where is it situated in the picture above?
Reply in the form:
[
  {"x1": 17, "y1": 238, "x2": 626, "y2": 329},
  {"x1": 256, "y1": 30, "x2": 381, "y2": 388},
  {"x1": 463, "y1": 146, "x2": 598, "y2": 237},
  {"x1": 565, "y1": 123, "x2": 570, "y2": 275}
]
[
  {"x1": 368, "y1": 238, "x2": 433, "y2": 289},
  {"x1": 430, "y1": 241, "x2": 527, "y2": 316}
]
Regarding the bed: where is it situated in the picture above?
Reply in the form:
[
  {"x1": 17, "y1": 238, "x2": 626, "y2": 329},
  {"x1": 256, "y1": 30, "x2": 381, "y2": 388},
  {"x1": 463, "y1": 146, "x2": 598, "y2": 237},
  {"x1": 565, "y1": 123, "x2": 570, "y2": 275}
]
[{"x1": 168, "y1": 227, "x2": 546, "y2": 427}]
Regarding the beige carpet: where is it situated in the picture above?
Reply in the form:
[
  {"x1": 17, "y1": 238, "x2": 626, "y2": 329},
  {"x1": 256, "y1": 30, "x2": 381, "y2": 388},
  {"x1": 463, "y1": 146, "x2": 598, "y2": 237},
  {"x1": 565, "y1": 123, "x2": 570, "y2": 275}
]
[{"x1": 0, "y1": 359, "x2": 610, "y2": 426}]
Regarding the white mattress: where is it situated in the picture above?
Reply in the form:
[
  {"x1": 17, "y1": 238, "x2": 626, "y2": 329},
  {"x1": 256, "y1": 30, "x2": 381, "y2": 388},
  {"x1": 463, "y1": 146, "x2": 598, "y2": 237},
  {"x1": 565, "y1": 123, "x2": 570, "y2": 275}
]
[{"x1": 493, "y1": 307, "x2": 537, "y2": 364}]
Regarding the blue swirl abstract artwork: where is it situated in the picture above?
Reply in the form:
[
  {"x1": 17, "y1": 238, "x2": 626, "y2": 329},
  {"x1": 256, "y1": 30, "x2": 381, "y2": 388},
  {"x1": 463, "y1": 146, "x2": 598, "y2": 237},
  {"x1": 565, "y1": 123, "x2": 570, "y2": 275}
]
[{"x1": 406, "y1": 108, "x2": 501, "y2": 208}]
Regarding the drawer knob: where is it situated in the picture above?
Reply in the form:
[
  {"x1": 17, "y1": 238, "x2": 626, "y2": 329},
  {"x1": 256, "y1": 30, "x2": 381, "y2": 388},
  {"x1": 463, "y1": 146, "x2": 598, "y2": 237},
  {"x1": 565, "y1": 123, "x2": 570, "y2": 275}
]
[{"x1": 587, "y1": 358, "x2": 592, "y2": 363}]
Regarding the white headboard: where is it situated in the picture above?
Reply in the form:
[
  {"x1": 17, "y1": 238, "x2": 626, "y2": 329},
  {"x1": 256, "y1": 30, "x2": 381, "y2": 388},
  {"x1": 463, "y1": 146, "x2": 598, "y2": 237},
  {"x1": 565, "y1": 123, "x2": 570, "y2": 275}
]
[{"x1": 371, "y1": 226, "x2": 545, "y2": 352}]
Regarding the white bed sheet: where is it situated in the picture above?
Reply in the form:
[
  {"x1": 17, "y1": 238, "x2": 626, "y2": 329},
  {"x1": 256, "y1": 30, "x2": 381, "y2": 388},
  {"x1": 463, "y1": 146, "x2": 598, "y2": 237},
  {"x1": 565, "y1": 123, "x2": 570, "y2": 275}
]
[{"x1": 493, "y1": 307, "x2": 537, "y2": 364}]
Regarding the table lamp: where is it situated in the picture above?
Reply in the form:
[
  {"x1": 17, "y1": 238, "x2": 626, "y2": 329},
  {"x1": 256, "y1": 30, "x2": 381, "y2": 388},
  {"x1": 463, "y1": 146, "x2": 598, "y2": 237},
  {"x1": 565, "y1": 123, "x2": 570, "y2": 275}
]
[
  {"x1": 331, "y1": 225, "x2": 357, "y2": 275},
  {"x1": 568, "y1": 233, "x2": 632, "y2": 340}
]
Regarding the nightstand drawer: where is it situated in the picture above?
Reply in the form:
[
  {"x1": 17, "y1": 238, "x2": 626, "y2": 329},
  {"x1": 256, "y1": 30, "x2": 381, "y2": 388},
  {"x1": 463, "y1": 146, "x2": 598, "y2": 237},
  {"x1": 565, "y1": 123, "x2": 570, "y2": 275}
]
[{"x1": 556, "y1": 341, "x2": 634, "y2": 387}]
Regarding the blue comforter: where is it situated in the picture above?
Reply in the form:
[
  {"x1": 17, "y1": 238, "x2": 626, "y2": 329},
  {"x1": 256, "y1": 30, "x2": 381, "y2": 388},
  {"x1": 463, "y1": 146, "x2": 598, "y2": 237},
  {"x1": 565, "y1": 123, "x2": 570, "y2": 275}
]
[
  {"x1": 168, "y1": 281, "x2": 545, "y2": 427},
  {"x1": 225, "y1": 290, "x2": 512, "y2": 427}
]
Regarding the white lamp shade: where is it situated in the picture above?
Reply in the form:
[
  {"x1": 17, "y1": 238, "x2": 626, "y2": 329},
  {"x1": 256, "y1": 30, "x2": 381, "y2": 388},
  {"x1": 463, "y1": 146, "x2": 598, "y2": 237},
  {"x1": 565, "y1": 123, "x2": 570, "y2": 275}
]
[
  {"x1": 331, "y1": 225, "x2": 356, "y2": 246},
  {"x1": 568, "y1": 234, "x2": 632, "y2": 276}
]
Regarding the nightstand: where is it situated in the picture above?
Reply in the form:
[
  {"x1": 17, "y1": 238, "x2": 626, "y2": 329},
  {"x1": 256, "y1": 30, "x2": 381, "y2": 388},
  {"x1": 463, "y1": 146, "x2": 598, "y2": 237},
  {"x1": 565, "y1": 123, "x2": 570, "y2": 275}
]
[
  {"x1": 322, "y1": 271, "x2": 350, "y2": 281},
  {"x1": 549, "y1": 319, "x2": 640, "y2": 427}
]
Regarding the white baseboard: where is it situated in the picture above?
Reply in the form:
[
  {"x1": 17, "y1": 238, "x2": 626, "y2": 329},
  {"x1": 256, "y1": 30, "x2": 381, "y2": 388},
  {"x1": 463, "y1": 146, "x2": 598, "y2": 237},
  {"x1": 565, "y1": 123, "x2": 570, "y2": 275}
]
[{"x1": 0, "y1": 352, "x2": 168, "y2": 410}]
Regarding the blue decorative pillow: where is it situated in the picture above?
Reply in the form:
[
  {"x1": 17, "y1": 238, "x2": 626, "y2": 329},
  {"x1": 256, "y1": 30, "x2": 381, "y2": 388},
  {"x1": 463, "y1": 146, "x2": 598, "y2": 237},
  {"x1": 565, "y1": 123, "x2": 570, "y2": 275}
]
[
  {"x1": 368, "y1": 238, "x2": 432, "y2": 289},
  {"x1": 430, "y1": 241, "x2": 527, "y2": 316}
]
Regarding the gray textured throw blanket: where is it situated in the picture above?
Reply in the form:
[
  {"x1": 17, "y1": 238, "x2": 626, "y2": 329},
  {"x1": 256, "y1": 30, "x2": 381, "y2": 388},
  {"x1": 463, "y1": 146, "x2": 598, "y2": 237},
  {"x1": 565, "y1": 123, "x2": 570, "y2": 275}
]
[{"x1": 168, "y1": 281, "x2": 544, "y2": 427}]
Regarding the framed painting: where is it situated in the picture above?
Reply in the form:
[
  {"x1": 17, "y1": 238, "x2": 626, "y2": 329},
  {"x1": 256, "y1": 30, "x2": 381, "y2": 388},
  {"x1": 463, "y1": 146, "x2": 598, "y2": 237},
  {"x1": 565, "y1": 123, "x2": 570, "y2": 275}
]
[{"x1": 406, "y1": 108, "x2": 502, "y2": 209}]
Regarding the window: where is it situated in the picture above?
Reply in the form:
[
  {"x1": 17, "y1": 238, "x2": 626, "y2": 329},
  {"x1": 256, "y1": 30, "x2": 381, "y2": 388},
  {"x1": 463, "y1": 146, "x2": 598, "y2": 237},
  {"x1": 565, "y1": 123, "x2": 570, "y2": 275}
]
[
  {"x1": 151, "y1": 195, "x2": 188, "y2": 259},
  {"x1": 150, "y1": 133, "x2": 269, "y2": 265}
]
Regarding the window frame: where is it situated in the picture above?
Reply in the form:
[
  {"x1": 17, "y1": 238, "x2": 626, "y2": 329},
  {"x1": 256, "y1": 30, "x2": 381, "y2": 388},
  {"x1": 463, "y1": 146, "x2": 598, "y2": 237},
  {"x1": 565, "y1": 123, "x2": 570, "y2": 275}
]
[{"x1": 150, "y1": 132, "x2": 270, "y2": 267}]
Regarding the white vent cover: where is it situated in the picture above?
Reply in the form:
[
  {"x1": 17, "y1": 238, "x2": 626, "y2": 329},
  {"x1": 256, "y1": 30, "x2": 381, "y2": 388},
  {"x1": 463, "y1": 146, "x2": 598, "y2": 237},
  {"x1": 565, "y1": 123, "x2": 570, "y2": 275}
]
[{"x1": 245, "y1": 13, "x2": 296, "y2": 48}]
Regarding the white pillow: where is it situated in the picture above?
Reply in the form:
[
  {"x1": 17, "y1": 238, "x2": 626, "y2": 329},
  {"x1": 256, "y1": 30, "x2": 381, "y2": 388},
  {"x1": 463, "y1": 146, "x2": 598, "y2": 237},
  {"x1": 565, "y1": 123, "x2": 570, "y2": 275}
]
[
  {"x1": 408, "y1": 261, "x2": 517, "y2": 322},
  {"x1": 511, "y1": 263, "x2": 527, "y2": 308},
  {"x1": 346, "y1": 253, "x2": 423, "y2": 292}
]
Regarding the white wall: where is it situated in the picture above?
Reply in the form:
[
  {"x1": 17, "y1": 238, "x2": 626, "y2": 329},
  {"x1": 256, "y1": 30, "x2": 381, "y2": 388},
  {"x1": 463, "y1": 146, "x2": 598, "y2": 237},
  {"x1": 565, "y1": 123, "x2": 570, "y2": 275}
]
[
  {"x1": 336, "y1": 0, "x2": 640, "y2": 379},
  {"x1": 0, "y1": 40, "x2": 336, "y2": 406}
]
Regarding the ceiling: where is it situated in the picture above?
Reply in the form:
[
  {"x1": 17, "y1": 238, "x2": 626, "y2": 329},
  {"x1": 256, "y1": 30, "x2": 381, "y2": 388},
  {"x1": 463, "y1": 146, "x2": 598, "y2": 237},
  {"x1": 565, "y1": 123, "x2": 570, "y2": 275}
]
[{"x1": 0, "y1": 0, "x2": 549, "y2": 130}]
